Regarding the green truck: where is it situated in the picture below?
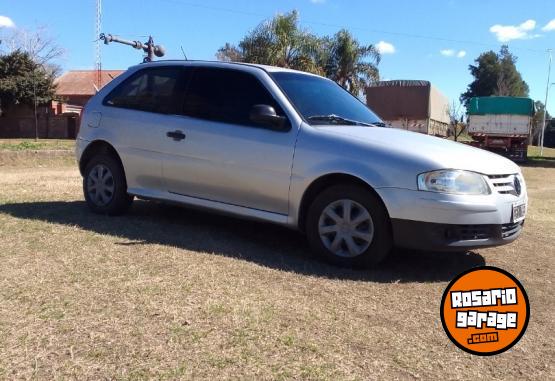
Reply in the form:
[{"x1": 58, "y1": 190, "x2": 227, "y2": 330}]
[{"x1": 467, "y1": 97, "x2": 534, "y2": 162}]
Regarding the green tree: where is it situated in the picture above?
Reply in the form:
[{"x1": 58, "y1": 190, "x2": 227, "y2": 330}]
[
  {"x1": 460, "y1": 45, "x2": 529, "y2": 107},
  {"x1": 0, "y1": 50, "x2": 56, "y2": 114},
  {"x1": 496, "y1": 46, "x2": 529, "y2": 97},
  {"x1": 531, "y1": 100, "x2": 551, "y2": 145},
  {"x1": 324, "y1": 29, "x2": 380, "y2": 96}
]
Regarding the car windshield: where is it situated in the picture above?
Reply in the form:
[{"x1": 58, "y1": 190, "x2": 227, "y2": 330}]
[{"x1": 270, "y1": 72, "x2": 384, "y2": 127}]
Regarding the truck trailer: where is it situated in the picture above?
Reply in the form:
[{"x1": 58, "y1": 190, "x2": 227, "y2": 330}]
[
  {"x1": 467, "y1": 97, "x2": 534, "y2": 162},
  {"x1": 544, "y1": 119, "x2": 555, "y2": 148},
  {"x1": 366, "y1": 80, "x2": 450, "y2": 137}
]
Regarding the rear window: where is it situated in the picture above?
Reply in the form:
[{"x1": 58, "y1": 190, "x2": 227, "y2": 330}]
[{"x1": 104, "y1": 67, "x2": 186, "y2": 114}]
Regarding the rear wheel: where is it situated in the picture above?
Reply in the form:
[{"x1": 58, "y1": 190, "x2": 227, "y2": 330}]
[
  {"x1": 83, "y1": 153, "x2": 133, "y2": 215},
  {"x1": 306, "y1": 184, "x2": 392, "y2": 268}
]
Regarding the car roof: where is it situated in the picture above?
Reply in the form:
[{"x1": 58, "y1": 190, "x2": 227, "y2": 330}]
[{"x1": 127, "y1": 60, "x2": 322, "y2": 77}]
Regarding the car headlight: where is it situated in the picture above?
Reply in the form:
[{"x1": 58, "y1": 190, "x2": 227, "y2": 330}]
[{"x1": 417, "y1": 170, "x2": 490, "y2": 195}]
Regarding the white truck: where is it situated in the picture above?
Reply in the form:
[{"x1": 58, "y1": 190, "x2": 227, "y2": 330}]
[{"x1": 467, "y1": 97, "x2": 534, "y2": 162}]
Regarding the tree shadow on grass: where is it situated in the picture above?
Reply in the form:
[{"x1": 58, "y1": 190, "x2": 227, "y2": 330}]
[
  {"x1": 0, "y1": 200, "x2": 485, "y2": 283},
  {"x1": 520, "y1": 157, "x2": 555, "y2": 169}
]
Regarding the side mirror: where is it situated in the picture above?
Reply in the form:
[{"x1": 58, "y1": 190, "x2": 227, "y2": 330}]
[{"x1": 249, "y1": 104, "x2": 290, "y2": 131}]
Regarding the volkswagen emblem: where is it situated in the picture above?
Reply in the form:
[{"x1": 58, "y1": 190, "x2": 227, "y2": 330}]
[{"x1": 513, "y1": 176, "x2": 522, "y2": 196}]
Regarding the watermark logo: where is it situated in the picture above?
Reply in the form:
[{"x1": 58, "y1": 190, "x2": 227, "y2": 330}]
[{"x1": 440, "y1": 266, "x2": 529, "y2": 356}]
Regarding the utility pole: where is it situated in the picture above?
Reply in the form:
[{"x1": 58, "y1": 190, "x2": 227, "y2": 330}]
[
  {"x1": 95, "y1": 0, "x2": 102, "y2": 90},
  {"x1": 99, "y1": 34, "x2": 165, "y2": 63},
  {"x1": 33, "y1": 73, "x2": 38, "y2": 141},
  {"x1": 540, "y1": 49, "x2": 552, "y2": 156}
]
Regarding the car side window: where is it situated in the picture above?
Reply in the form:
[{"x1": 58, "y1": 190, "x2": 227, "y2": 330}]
[
  {"x1": 104, "y1": 67, "x2": 188, "y2": 114},
  {"x1": 182, "y1": 67, "x2": 286, "y2": 127}
]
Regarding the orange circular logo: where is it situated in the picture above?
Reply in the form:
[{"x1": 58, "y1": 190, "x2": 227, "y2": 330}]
[{"x1": 440, "y1": 266, "x2": 529, "y2": 356}]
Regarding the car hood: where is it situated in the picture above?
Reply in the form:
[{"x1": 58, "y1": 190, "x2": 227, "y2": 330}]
[{"x1": 317, "y1": 126, "x2": 520, "y2": 175}]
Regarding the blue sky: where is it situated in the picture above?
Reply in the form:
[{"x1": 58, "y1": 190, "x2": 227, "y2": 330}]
[{"x1": 1, "y1": 0, "x2": 554, "y2": 113}]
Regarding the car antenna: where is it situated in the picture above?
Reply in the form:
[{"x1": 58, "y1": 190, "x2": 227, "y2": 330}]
[{"x1": 180, "y1": 46, "x2": 188, "y2": 60}]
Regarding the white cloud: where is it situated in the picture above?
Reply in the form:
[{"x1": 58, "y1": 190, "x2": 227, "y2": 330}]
[
  {"x1": 0, "y1": 15, "x2": 15, "y2": 28},
  {"x1": 440, "y1": 49, "x2": 466, "y2": 58},
  {"x1": 376, "y1": 40, "x2": 395, "y2": 54},
  {"x1": 542, "y1": 19, "x2": 555, "y2": 32},
  {"x1": 489, "y1": 19, "x2": 541, "y2": 42}
]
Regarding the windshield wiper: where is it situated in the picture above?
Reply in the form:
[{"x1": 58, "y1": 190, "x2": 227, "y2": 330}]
[{"x1": 307, "y1": 114, "x2": 374, "y2": 127}]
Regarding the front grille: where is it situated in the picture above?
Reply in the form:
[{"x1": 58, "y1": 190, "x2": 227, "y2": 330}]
[
  {"x1": 443, "y1": 222, "x2": 523, "y2": 243},
  {"x1": 488, "y1": 174, "x2": 520, "y2": 195},
  {"x1": 501, "y1": 222, "x2": 523, "y2": 238},
  {"x1": 445, "y1": 225, "x2": 493, "y2": 241},
  {"x1": 440, "y1": 221, "x2": 523, "y2": 244}
]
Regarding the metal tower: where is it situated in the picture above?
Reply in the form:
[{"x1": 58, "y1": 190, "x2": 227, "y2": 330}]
[{"x1": 95, "y1": 0, "x2": 102, "y2": 90}]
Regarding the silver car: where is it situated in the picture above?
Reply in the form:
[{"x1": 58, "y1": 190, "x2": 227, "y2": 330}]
[{"x1": 76, "y1": 61, "x2": 527, "y2": 267}]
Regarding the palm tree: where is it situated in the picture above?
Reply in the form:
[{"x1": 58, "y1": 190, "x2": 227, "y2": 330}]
[
  {"x1": 216, "y1": 43, "x2": 244, "y2": 62},
  {"x1": 215, "y1": 12, "x2": 381, "y2": 93},
  {"x1": 325, "y1": 29, "x2": 381, "y2": 96},
  {"x1": 218, "y1": 11, "x2": 325, "y2": 75}
]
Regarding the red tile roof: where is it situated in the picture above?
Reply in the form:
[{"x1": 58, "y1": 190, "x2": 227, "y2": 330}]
[{"x1": 55, "y1": 70, "x2": 125, "y2": 96}]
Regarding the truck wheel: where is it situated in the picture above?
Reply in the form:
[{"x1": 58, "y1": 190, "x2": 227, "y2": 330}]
[
  {"x1": 306, "y1": 184, "x2": 392, "y2": 268},
  {"x1": 83, "y1": 153, "x2": 133, "y2": 215}
]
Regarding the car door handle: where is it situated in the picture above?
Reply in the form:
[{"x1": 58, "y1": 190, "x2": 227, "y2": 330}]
[{"x1": 166, "y1": 130, "x2": 186, "y2": 141}]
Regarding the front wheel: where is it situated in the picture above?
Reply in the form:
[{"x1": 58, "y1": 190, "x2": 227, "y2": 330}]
[
  {"x1": 83, "y1": 153, "x2": 133, "y2": 215},
  {"x1": 306, "y1": 185, "x2": 392, "y2": 268}
]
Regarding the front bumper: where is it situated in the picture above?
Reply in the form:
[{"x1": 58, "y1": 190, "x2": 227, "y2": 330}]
[
  {"x1": 391, "y1": 219, "x2": 524, "y2": 252},
  {"x1": 375, "y1": 183, "x2": 527, "y2": 251},
  {"x1": 375, "y1": 187, "x2": 528, "y2": 225}
]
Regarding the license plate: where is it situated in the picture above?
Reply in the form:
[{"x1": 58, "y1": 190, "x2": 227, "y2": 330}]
[{"x1": 512, "y1": 202, "x2": 526, "y2": 223}]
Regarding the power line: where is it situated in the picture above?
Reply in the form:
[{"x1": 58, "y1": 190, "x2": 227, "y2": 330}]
[
  {"x1": 155, "y1": 0, "x2": 550, "y2": 54},
  {"x1": 156, "y1": 0, "x2": 265, "y2": 18},
  {"x1": 304, "y1": 21, "x2": 548, "y2": 54}
]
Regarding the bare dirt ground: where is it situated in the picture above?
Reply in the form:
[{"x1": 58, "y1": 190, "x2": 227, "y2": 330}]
[{"x1": 0, "y1": 154, "x2": 553, "y2": 380}]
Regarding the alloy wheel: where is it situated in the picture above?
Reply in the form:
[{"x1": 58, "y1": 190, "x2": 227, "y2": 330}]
[
  {"x1": 86, "y1": 164, "x2": 115, "y2": 207},
  {"x1": 318, "y1": 199, "x2": 374, "y2": 258}
]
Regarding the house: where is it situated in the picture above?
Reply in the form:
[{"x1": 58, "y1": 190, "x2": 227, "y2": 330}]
[
  {"x1": 0, "y1": 70, "x2": 123, "y2": 138},
  {"x1": 366, "y1": 80, "x2": 450, "y2": 137},
  {"x1": 51, "y1": 70, "x2": 124, "y2": 115}
]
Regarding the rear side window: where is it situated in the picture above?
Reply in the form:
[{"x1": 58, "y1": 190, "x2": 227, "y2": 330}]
[
  {"x1": 182, "y1": 67, "x2": 285, "y2": 127},
  {"x1": 104, "y1": 67, "x2": 188, "y2": 114}
]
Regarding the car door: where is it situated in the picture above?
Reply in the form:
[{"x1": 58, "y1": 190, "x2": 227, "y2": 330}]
[
  {"x1": 101, "y1": 66, "x2": 190, "y2": 194},
  {"x1": 161, "y1": 67, "x2": 298, "y2": 215}
]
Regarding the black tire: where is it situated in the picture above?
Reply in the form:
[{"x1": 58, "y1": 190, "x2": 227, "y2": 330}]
[
  {"x1": 306, "y1": 184, "x2": 392, "y2": 268},
  {"x1": 83, "y1": 153, "x2": 133, "y2": 215}
]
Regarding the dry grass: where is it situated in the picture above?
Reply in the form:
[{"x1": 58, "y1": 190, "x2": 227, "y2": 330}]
[
  {"x1": 527, "y1": 145, "x2": 555, "y2": 168},
  {"x1": 0, "y1": 155, "x2": 553, "y2": 380},
  {"x1": 0, "y1": 139, "x2": 74, "y2": 152},
  {"x1": 528, "y1": 145, "x2": 555, "y2": 158},
  {"x1": 0, "y1": 139, "x2": 75, "y2": 168}
]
